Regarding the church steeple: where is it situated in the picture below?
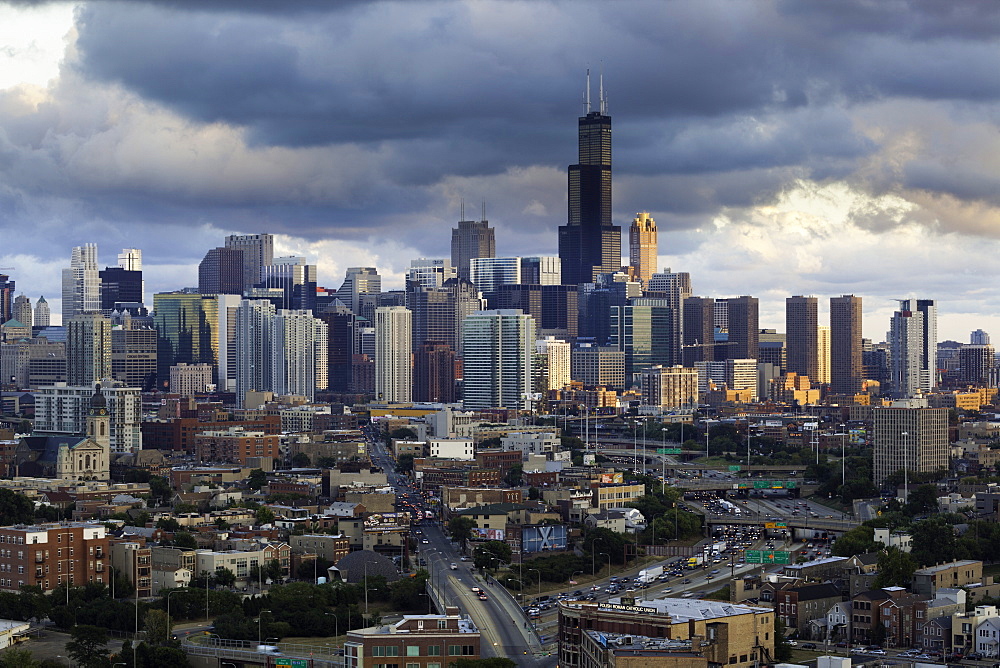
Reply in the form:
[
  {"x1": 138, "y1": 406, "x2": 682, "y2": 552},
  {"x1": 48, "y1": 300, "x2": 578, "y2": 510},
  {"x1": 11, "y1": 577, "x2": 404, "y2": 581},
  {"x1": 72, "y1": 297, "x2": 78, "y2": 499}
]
[{"x1": 86, "y1": 383, "x2": 110, "y2": 451}]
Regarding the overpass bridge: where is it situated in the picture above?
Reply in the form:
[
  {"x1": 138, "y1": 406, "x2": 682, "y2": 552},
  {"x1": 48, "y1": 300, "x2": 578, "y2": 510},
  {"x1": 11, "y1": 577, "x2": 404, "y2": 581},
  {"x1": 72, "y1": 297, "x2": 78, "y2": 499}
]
[
  {"x1": 704, "y1": 515, "x2": 859, "y2": 534},
  {"x1": 182, "y1": 634, "x2": 343, "y2": 667}
]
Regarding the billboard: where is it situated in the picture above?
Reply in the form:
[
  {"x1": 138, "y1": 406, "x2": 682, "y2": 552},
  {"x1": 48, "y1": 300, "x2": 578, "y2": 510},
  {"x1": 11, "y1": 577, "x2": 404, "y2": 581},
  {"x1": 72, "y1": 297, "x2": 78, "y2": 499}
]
[
  {"x1": 599, "y1": 472, "x2": 624, "y2": 484},
  {"x1": 364, "y1": 512, "x2": 411, "y2": 531},
  {"x1": 522, "y1": 524, "x2": 567, "y2": 553},
  {"x1": 470, "y1": 528, "x2": 505, "y2": 541}
]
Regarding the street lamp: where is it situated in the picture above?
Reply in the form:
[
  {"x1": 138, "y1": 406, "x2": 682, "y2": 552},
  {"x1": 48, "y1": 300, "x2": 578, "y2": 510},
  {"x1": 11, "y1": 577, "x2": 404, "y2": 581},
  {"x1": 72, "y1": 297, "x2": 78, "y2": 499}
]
[
  {"x1": 325, "y1": 611, "x2": 339, "y2": 639},
  {"x1": 165, "y1": 588, "x2": 185, "y2": 641},
  {"x1": 258, "y1": 609, "x2": 271, "y2": 644},
  {"x1": 595, "y1": 552, "x2": 609, "y2": 577},
  {"x1": 527, "y1": 568, "x2": 541, "y2": 600}
]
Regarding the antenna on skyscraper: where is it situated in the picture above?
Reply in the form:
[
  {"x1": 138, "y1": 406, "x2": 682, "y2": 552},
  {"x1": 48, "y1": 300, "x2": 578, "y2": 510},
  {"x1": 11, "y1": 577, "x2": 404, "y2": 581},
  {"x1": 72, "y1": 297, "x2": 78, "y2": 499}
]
[
  {"x1": 600, "y1": 62, "x2": 608, "y2": 115},
  {"x1": 482, "y1": 200, "x2": 486, "y2": 223},
  {"x1": 584, "y1": 68, "x2": 591, "y2": 114},
  {"x1": 461, "y1": 198, "x2": 465, "y2": 221}
]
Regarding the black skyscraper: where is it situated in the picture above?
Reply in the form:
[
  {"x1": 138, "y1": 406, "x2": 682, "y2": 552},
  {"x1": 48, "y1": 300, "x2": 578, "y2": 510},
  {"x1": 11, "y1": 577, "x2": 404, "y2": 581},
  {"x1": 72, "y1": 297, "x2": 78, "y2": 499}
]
[
  {"x1": 558, "y1": 74, "x2": 621, "y2": 285},
  {"x1": 99, "y1": 267, "x2": 143, "y2": 310}
]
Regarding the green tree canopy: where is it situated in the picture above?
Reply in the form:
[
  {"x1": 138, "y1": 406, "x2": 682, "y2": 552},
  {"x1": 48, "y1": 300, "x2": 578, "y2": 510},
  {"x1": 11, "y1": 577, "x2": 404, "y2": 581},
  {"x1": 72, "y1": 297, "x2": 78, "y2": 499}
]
[
  {"x1": 66, "y1": 624, "x2": 109, "y2": 668},
  {"x1": 873, "y1": 546, "x2": 918, "y2": 588},
  {"x1": 247, "y1": 469, "x2": 268, "y2": 491},
  {"x1": 473, "y1": 541, "x2": 512, "y2": 570},
  {"x1": 448, "y1": 516, "x2": 477, "y2": 544},
  {"x1": 291, "y1": 452, "x2": 312, "y2": 467}
]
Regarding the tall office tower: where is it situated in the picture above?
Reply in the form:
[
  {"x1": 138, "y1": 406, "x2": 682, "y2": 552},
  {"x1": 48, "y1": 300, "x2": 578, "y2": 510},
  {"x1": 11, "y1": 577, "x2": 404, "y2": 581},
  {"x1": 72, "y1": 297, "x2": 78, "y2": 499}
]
[
  {"x1": 12, "y1": 295, "x2": 32, "y2": 329},
  {"x1": 61, "y1": 244, "x2": 101, "y2": 323},
  {"x1": 407, "y1": 259, "x2": 456, "y2": 291},
  {"x1": 489, "y1": 284, "x2": 578, "y2": 341},
  {"x1": 451, "y1": 215, "x2": 496, "y2": 282},
  {"x1": 413, "y1": 341, "x2": 456, "y2": 403},
  {"x1": 641, "y1": 365, "x2": 698, "y2": 410},
  {"x1": 521, "y1": 257, "x2": 562, "y2": 285},
  {"x1": 536, "y1": 336, "x2": 571, "y2": 391},
  {"x1": 66, "y1": 312, "x2": 112, "y2": 386},
  {"x1": 558, "y1": 74, "x2": 621, "y2": 285},
  {"x1": 863, "y1": 339, "x2": 891, "y2": 388},
  {"x1": 571, "y1": 343, "x2": 625, "y2": 389},
  {"x1": 725, "y1": 359, "x2": 758, "y2": 399},
  {"x1": 0, "y1": 276, "x2": 14, "y2": 324},
  {"x1": 374, "y1": 306, "x2": 412, "y2": 403},
  {"x1": 646, "y1": 269, "x2": 691, "y2": 366},
  {"x1": 960, "y1": 344, "x2": 995, "y2": 386},
  {"x1": 462, "y1": 310, "x2": 535, "y2": 410},
  {"x1": 117, "y1": 248, "x2": 141, "y2": 271},
  {"x1": 726, "y1": 296, "x2": 759, "y2": 361},
  {"x1": 235, "y1": 299, "x2": 276, "y2": 405},
  {"x1": 214, "y1": 294, "x2": 242, "y2": 393},
  {"x1": 785, "y1": 296, "x2": 818, "y2": 382},
  {"x1": 259, "y1": 257, "x2": 318, "y2": 312},
  {"x1": 339, "y1": 267, "x2": 381, "y2": 317},
  {"x1": 577, "y1": 273, "x2": 641, "y2": 343},
  {"x1": 610, "y1": 298, "x2": 676, "y2": 388},
  {"x1": 972, "y1": 329, "x2": 991, "y2": 346},
  {"x1": 829, "y1": 295, "x2": 863, "y2": 394},
  {"x1": 224, "y1": 233, "x2": 274, "y2": 293},
  {"x1": 817, "y1": 325, "x2": 831, "y2": 385},
  {"x1": 0, "y1": 337, "x2": 66, "y2": 389},
  {"x1": 199, "y1": 247, "x2": 244, "y2": 296},
  {"x1": 681, "y1": 297, "x2": 715, "y2": 367},
  {"x1": 890, "y1": 299, "x2": 937, "y2": 397},
  {"x1": 271, "y1": 310, "x2": 322, "y2": 401},
  {"x1": 318, "y1": 304, "x2": 357, "y2": 393},
  {"x1": 152, "y1": 292, "x2": 219, "y2": 390},
  {"x1": 314, "y1": 319, "x2": 328, "y2": 392},
  {"x1": 99, "y1": 266, "x2": 144, "y2": 311},
  {"x1": 408, "y1": 278, "x2": 485, "y2": 354},
  {"x1": 34, "y1": 296, "x2": 50, "y2": 328},
  {"x1": 757, "y1": 329, "x2": 786, "y2": 369},
  {"x1": 872, "y1": 402, "x2": 948, "y2": 486},
  {"x1": 628, "y1": 212, "x2": 658, "y2": 287},
  {"x1": 470, "y1": 257, "x2": 522, "y2": 294},
  {"x1": 111, "y1": 319, "x2": 157, "y2": 390}
]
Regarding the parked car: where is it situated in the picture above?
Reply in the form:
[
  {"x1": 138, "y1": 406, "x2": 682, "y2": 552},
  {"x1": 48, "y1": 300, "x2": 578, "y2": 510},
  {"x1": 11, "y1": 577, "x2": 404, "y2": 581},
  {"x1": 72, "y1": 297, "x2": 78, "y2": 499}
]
[{"x1": 801, "y1": 643, "x2": 817, "y2": 650}]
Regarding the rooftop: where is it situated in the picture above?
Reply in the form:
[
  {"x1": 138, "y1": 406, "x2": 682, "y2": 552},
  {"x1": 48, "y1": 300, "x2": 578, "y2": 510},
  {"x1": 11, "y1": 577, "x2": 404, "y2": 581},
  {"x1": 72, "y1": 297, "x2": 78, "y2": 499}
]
[
  {"x1": 914, "y1": 560, "x2": 982, "y2": 574},
  {"x1": 563, "y1": 597, "x2": 771, "y2": 622}
]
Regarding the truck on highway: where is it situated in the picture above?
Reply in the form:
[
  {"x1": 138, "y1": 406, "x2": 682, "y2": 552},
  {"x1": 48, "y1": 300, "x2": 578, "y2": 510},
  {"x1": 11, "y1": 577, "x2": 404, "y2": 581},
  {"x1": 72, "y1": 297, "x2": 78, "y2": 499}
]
[
  {"x1": 711, "y1": 541, "x2": 727, "y2": 554},
  {"x1": 638, "y1": 565, "x2": 664, "y2": 583},
  {"x1": 686, "y1": 555, "x2": 705, "y2": 568}
]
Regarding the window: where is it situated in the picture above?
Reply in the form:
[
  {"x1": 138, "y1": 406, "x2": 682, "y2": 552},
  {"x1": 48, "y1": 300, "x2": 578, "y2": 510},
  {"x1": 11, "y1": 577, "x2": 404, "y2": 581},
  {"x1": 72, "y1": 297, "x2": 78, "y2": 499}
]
[
  {"x1": 437, "y1": 619, "x2": 447, "y2": 629},
  {"x1": 428, "y1": 646, "x2": 441, "y2": 656},
  {"x1": 448, "y1": 646, "x2": 461, "y2": 656},
  {"x1": 406, "y1": 646, "x2": 419, "y2": 657}
]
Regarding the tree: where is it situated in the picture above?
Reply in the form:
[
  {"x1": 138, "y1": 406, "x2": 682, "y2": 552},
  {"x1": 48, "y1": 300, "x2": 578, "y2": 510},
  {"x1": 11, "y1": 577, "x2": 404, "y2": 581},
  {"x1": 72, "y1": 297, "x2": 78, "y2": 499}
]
[
  {"x1": 247, "y1": 469, "x2": 268, "y2": 491},
  {"x1": 66, "y1": 624, "x2": 110, "y2": 668},
  {"x1": 448, "y1": 516, "x2": 477, "y2": 544},
  {"x1": 773, "y1": 619, "x2": 793, "y2": 662},
  {"x1": 904, "y1": 484, "x2": 939, "y2": 516},
  {"x1": 473, "y1": 541, "x2": 512, "y2": 570},
  {"x1": 214, "y1": 567, "x2": 236, "y2": 588},
  {"x1": 172, "y1": 532, "x2": 198, "y2": 549},
  {"x1": 0, "y1": 489, "x2": 34, "y2": 526},
  {"x1": 396, "y1": 454, "x2": 415, "y2": 473},
  {"x1": 389, "y1": 427, "x2": 417, "y2": 442},
  {"x1": 255, "y1": 506, "x2": 276, "y2": 526},
  {"x1": 0, "y1": 647, "x2": 39, "y2": 668},
  {"x1": 156, "y1": 517, "x2": 180, "y2": 532},
  {"x1": 143, "y1": 608, "x2": 173, "y2": 646},
  {"x1": 832, "y1": 525, "x2": 877, "y2": 557},
  {"x1": 872, "y1": 546, "x2": 917, "y2": 588},
  {"x1": 504, "y1": 464, "x2": 523, "y2": 487},
  {"x1": 291, "y1": 452, "x2": 312, "y2": 467}
]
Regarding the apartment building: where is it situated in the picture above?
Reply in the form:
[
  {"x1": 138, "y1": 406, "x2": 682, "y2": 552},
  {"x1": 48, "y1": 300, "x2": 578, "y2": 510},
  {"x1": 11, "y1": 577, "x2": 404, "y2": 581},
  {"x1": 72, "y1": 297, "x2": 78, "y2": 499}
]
[
  {"x1": 344, "y1": 610, "x2": 480, "y2": 668},
  {"x1": 0, "y1": 522, "x2": 108, "y2": 592}
]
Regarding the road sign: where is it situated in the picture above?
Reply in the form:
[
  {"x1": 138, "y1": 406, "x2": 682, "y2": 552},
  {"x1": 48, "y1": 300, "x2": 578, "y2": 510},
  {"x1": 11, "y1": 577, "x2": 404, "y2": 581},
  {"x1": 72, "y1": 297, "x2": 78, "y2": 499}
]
[
  {"x1": 728, "y1": 465, "x2": 741, "y2": 472},
  {"x1": 745, "y1": 550, "x2": 791, "y2": 564},
  {"x1": 764, "y1": 521, "x2": 787, "y2": 529},
  {"x1": 657, "y1": 448, "x2": 681, "y2": 454},
  {"x1": 276, "y1": 660, "x2": 309, "y2": 668}
]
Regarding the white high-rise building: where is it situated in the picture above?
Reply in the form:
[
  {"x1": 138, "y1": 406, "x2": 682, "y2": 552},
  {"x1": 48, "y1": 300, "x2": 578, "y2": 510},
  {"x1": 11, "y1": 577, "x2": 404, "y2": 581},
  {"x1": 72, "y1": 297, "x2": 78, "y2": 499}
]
[
  {"x1": 406, "y1": 259, "x2": 457, "y2": 290},
  {"x1": 375, "y1": 306, "x2": 412, "y2": 403},
  {"x1": 34, "y1": 381, "x2": 143, "y2": 454},
  {"x1": 61, "y1": 244, "x2": 101, "y2": 323},
  {"x1": 536, "y1": 336, "x2": 571, "y2": 391},
  {"x1": 872, "y1": 401, "x2": 948, "y2": 486},
  {"x1": 339, "y1": 267, "x2": 381, "y2": 316},
  {"x1": 224, "y1": 233, "x2": 274, "y2": 293},
  {"x1": 462, "y1": 310, "x2": 535, "y2": 410},
  {"x1": 469, "y1": 257, "x2": 521, "y2": 294},
  {"x1": 215, "y1": 294, "x2": 243, "y2": 393},
  {"x1": 34, "y1": 296, "x2": 50, "y2": 328},
  {"x1": 12, "y1": 295, "x2": 32, "y2": 329},
  {"x1": 314, "y1": 319, "x2": 328, "y2": 392},
  {"x1": 890, "y1": 299, "x2": 937, "y2": 398},
  {"x1": 235, "y1": 299, "x2": 276, "y2": 405},
  {"x1": 66, "y1": 312, "x2": 112, "y2": 387},
  {"x1": 117, "y1": 249, "x2": 142, "y2": 271},
  {"x1": 272, "y1": 310, "x2": 323, "y2": 401},
  {"x1": 817, "y1": 325, "x2": 831, "y2": 385},
  {"x1": 521, "y1": 257, "x2": 561, "y2": 285}
]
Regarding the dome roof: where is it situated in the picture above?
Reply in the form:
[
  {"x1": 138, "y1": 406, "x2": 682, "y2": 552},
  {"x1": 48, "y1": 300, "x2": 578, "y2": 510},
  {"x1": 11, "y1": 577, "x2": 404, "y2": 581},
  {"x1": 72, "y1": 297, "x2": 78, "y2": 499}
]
[{"x1": 91, "y1": 384, "x2": 107, "y2": 411}]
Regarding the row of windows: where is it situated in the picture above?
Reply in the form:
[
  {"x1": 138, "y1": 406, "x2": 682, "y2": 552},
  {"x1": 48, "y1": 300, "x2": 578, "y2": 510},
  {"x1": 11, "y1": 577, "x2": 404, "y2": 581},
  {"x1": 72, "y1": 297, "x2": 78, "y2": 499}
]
[{"x1": 372, "y1": 644, "x2": 453, "y2": 657}]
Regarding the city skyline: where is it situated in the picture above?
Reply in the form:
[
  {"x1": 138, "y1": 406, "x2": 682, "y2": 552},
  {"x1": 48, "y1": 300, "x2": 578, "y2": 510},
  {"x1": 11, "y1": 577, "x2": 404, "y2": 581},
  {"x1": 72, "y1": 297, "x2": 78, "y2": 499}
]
[{"x1": 2, "y1": 2, "x2": 1000, "y2": 339}]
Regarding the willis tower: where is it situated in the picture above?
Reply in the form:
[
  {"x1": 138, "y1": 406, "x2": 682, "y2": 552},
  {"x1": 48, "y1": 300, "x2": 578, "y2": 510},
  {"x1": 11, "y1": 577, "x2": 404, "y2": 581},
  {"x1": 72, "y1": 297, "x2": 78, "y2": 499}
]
[{"x1": 558, "y1": 71, "x2": 621, "y2": 285}]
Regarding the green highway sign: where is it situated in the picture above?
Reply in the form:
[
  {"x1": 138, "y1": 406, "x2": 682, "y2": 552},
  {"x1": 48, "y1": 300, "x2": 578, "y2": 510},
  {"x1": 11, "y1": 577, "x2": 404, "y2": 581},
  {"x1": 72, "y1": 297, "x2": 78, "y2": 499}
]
[
  {"x1": 275, "y1": 660, "x2": 309, "y2": 668},
  {"x1": 745, "y1": 550, "x2": 791, "y2": 565},
  {"x1": 657, "y1": 448, "x2": 681, "y2": 454},
  {"x1": 728, "y1": 465, "x2": 741, "y2": 472},
  {"x1": 736, "y1": 480, "x2": 798, "y2": 489}
]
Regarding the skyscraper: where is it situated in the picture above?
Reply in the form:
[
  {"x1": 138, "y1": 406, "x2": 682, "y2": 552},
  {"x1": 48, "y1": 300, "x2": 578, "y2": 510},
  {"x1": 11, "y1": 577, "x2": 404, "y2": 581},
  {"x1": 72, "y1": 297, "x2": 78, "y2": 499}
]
[
  {"x1": 960, "y1": 344, "x2": 995, "y2": 386},
  {"x1": 520, "y1": 257, "x2": 562, "y2": 285},
  {"x1": 726, "y1": 296, "x2": 759, "y2": 361},
  {"x1": 374, "y1": 306, "x2": 412, "y2": 403},
  {"x1": 61, "y1": 244, "x2": 101, "y2": 323},
  {"x1": 111, "y1": 317, "x2": 157, "y2": 391},
  {"x1": 610, "y1": 299, "x2": 675, "y2": 386},
  {"x1": 817, "y1": 325, "x2": 831, "y2": 385},
  {"x1": 413, "y1": 341, "x2": 456, "y2": 403},
  {"x1": 66, "y1": 312, "x2": 112, "y2": 386},
  {"x1": 271, "y1": 310, "x2": 323, "y2": 401},
  {"x1": 629, "y1": 212, "x2": 658, "y2": 287},
  {"x1": 785, "y1": 295, "x2": 818, "y2": 382},
  {"x1": 890, "y1": 299, "x2": 937, "y2": 398},
  {"x1": 469, "y1": 257, "x2": 521, "y2": 294},
  {"x1": 224, "y1": 233, "x2": 274, "y2": 293},
  {"x1": 537, "y1": 336, "x2": 571, "y2": 391},
  {"x1": 34, "y1": 296, "x2": 50, "y2": 328},
  {"x1": 558, "y1": 74, "x2": 621, "y2": 285},
  {"x1": 199, "y1": 247, "x2": 244, "y2": 296},
  {"x1": 12, "y1": 295, "x2": 32, "y2": 329},
  {"x1": 0, "y1": 275, "x2": 14, "y2": 324},
  {"x1": 99, "y1": 267, "x2": 144, "y2": 311},
  {"x1": 462, "y1": 310, "x2": 535, "y2": 410},
  {"x1": 972, "y1": 329, "x2": 991, "y2": 346},
  {"x1": 235, "y1": 299, "x2": 276, "y2": 405},
  {"x1": 153, "y1": 292, "x2": 219, "y2": 390},
  {"x1": 317, "y1": 304, "x2": 357, "y2": 394},
  {"x1": 451, "y1": 216, "x2": 496, "y2": 282},
  {"x1": 872, "y1": 403, "x2": 948, "y2": 486},
  {"x1": 682, "y1": 296, "x2": 716, "y2": 367},
  {"x1": 339, "y1": 267, "x2": 381, "y2": 317},
  {"x1": 830, "y1": 294, "x2": 863, "y2": 394},
  {"x1": 406, "y1": 259, "x2": 457, "y2": 290},
  {"x1": 258, "y1": 256, "x2": 318, "y2": 312}
]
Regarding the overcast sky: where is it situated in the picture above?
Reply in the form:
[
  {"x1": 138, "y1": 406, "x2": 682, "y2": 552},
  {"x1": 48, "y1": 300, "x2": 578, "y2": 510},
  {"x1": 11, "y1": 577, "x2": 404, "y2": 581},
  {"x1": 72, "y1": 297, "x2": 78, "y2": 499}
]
[{"x1": 2, "y1": 0, "x2": 1000, "y2": 341}]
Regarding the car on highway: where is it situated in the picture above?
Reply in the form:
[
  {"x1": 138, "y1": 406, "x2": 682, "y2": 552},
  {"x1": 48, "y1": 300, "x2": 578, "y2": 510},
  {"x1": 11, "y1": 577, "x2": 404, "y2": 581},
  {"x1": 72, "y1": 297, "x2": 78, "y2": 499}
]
[
  {"x1": 478, "y1": 593, "x2": 488, "y2": 600},
  {"x1": 450, "y1": 563, "x2": 458, "y2": 570},
  {"x1": 471, "y1": 587, "x2": 481, "y2": 593}
]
